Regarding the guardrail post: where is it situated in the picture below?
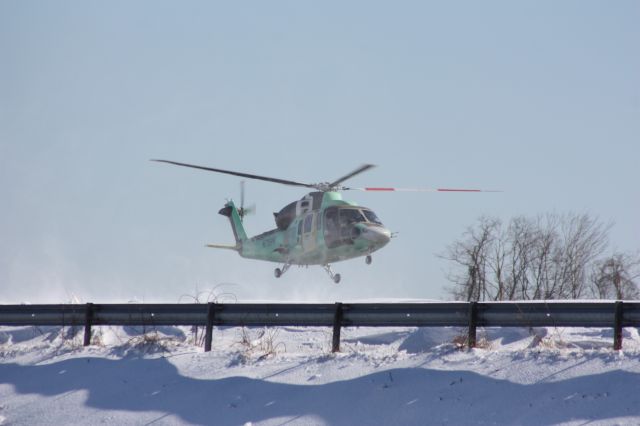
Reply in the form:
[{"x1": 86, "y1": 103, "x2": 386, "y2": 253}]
[
  {"x1": 204, "y1": 303, "x2": 215, "y2": 352},
  {"x1": 332, "y1": 302, "x2": 343, "y2": 353},
  {"x1": 467, "y1": 301, "x2": 478, "y2": 349},
  {"x1": 83, "y1": 303, "x2": 93, "y2": 347},
  {"x1": 613, "y1": 301, "x2": 623, "y2": 351}
]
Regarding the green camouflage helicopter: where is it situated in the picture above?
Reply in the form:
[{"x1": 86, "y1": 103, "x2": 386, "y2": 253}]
[{"x1": 153, "y1": 160, "x2": 493, "y2": 283}]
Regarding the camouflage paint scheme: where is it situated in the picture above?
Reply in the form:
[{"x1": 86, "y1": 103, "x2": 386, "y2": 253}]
[{"x1": 217, "y1": 191, "x2": 391, "y2": 266}]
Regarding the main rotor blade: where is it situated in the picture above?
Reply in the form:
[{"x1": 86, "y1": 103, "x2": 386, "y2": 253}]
[
  {"x1": 151, "y1": 159, "x2": 316, "y2": 189},
  {"x1": 345, "y1": 187, "x2": 502, "y2": 192},
  {"x1": 330, "y1": 164, "x2": 376, "y2": 188}
]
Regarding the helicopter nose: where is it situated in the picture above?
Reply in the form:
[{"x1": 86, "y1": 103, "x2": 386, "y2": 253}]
[{"x1": 361, "y1": 225, "x2": 391, "y2": 246}]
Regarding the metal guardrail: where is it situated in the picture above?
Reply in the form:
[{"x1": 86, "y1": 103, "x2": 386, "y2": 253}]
[{"x1": 1, "y1": 301, "x2": 638, "y2": 351}]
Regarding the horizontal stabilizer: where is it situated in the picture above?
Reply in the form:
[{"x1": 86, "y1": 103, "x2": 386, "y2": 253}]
[{"x1": 205, "y1": 244, "x2": 239, "y2": 251}]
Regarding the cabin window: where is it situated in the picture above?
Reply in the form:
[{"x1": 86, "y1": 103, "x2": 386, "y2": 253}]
[
  {"x1": 297, "y1": 220, "x2": 303, "y2": 241},
  {"x1": 324, "y1": 207, "x2": 339, "y2": 248},
  {"x1": 299, "y1": 199, "x2": 310, "y2": 214},
  {"x1": 304, "y1": 213, "x2": 313, "y2": 233}
]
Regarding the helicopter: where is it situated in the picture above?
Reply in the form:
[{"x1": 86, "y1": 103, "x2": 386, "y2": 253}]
[{"x1": 153, "y1": 160, "x2": 496, "y2": 283}]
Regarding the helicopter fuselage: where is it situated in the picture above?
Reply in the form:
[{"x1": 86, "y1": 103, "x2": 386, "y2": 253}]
[{"x1": 220, "y1": 191, "x2": 391, "y2": 266}]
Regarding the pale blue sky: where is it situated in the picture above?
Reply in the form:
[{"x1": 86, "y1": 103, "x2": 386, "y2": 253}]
[{"x1": 1, "y1": 1, "x2": 638, "y2": 302}]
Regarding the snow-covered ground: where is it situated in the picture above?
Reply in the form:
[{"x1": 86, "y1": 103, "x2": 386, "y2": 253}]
[{"x1": 1, "y1": 323, "x2": 640, "y2": 425}]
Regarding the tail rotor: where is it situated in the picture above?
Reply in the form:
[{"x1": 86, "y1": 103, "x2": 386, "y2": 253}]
[{"x1": 238, "y1": 180, "x2": 255, "y2": 222}]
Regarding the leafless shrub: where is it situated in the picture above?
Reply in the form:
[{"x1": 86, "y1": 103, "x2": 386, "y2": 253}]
[
  {"x1": 237, "y1": 326, "x2": 253, "y2": 349},
  {"x1": 452, "y1": 329, "x2": 491, "y2": 350},
  {"x1": 232, "y1": 327, "x2": 286, "y2": 363},
  {"x1": 258, "y1": 328, "x2": 286, "y2": 360},
  {"x1": 177, "y1": 283, "x2": 238, "y2": 347},
  {"x1": 116, "y1": 331, "x2": 172, "y2": 356}
]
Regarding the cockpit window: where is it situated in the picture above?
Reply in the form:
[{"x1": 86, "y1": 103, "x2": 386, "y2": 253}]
[
  {"x1": 339, "y1": 208, "x2": 365, "y2": 225},
  {"x1": 324, "y1": 207, "x2": 369, "y2": 249},
  {"x1": 363, "y1": 210, "x2": 382, "y2": 225}
]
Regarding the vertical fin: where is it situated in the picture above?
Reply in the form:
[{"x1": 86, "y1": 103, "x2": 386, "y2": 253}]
[{"x1": 218, "y1": 200, "x2": 248, "y2": 246}]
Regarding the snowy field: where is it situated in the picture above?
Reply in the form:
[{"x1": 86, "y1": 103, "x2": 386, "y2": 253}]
[{"x1": 1, "y1": 322, "x2": 640, "y2": 425}]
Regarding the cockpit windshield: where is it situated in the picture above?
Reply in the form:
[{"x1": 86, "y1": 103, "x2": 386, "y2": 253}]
[
  {"x1": 339, "y1": 208, "x2": 366, "y2": 225},
  {"x1": 362, "y1": 209, "x2": 382, "y2": 225},
  {"x1": 324, "y1": 206, "x2": 384, "y2": 249}
]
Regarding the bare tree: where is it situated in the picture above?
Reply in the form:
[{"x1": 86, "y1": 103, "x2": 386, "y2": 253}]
[
  {"x1": 556, "y1": 213, "x2": 610, "y2": 299},
  {"x1": 487, "y1": 225, "x2": 507, "y2": 301},
  {"x1": 441, "y1": 217, "x2": 500, "y2": 301},
  {"x1": 590, "y1": 253, "x2": 640, "y2": 300},
  {"x1": 442, "y1": 212, "x2": 618, "y2": 301},
  {"x1": 529, "y1": 215, "x2": 558, "y2": 299},
  {"x1": 504, "y1": 216, "x2": 536, "y2": 300}
]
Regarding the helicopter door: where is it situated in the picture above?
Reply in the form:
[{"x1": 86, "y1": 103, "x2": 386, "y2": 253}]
[
  {"x1": 301, "y1": 212, "x2": 316, "y2": 252},
  {"x1": 323, "y1": 206, "x2": 340, "y2": 248}
]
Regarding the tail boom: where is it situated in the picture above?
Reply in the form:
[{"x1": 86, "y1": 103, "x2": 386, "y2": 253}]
[{"x1": 218, "y1": 201, "x2": 248, "y2": 246}]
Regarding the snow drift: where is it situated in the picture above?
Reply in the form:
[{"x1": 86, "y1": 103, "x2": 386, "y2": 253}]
[{"x1": 1, "y1": 324, "x2": 639, "y2": 425}]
